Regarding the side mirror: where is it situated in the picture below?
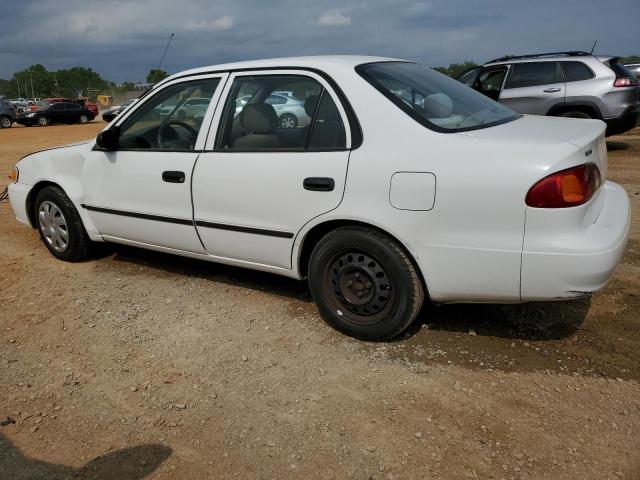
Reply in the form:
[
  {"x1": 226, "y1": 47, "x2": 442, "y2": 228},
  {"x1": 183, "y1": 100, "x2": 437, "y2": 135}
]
[{"x1": 95, "y1": 127, "x2": 120, "y2": 151}]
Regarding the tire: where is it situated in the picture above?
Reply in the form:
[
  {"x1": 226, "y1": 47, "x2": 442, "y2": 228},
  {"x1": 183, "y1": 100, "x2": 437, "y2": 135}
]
[
  {"x1": 79, "y1": 115, "x2": 88, "y2": 124},
  {"x1": 0, "y1": 115, "x2": 12, "y2": 128},
  {"x1": 34, "y1": 186, "x2": 92, "y2": 262},
  {"x1": 308, "y1": 226, "x2": 424, "y2": 341},
  {"x1": 279, "y1": 113, "x2": 298, "y2": 129},
  {"x1": 558, "y1": 110, "x2": 592, "y2": 119},
  {"x1": 36, "y1": 116, "x2": 49, "y2": 127}
]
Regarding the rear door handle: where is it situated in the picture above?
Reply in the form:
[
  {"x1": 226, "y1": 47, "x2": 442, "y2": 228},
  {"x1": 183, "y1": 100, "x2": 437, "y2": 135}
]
[
  {"x1": 543, "y1": 88, "x2": 561, "y2": 93},
  {"x1": 303, "y1": 177, "x2": 335, "y2": 192},
  {"x1": 162, "y1": 171, "x2": 185, "y2": 183}
]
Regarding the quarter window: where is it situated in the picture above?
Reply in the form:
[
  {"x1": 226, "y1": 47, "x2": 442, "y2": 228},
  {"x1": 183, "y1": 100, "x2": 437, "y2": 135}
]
[
  {"x1": 562, "y1": 62, "x2": 594, "y2": 82},
  {"x1": 118, "y1": 78, "x2": 220, "y2": 151},
  {"x1": 218, "y1": 74, "x2": 346, "y2": 151},
  {"x1": 504, "y1": 62, "x2": 561, "y2": 89}
]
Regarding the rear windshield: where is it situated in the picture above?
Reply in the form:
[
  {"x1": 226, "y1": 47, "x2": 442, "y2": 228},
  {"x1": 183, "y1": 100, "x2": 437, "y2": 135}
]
[
  {"x1": 610, "y1": 60, "x2": 637, "y2": 79},
  {"x1": 356, "y1": 62, "x2": 519, "y2": 132}
]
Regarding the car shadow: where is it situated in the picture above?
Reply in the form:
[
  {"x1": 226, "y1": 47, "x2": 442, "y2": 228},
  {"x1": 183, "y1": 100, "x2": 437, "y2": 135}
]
[
  {"x1": 106, "y1": 244, "x2": 589, "y2": 342},
  {"x1": 0, "y1": 432, "x2": 171, "y2": 480},
  {"x1": 406, "y1": 296, "x2": 591, "y2": 341},
  {"x1": 106, "y1": 244, "x2": 311, "y2": 302}
]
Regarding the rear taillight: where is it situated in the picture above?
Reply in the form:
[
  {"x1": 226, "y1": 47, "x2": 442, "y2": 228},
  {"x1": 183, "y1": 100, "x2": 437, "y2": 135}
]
[
  {"x1": 525, "y1": 164, "x2": 602, "y2": 208},
  {"x1": 614, "y1": 77, "x2": 637, "y2": 87}
]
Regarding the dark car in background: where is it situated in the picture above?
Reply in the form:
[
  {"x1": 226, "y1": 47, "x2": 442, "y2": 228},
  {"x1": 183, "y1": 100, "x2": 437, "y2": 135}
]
[
  {"x1": 0, "y1": 98, "x2": 18, "y2": 128},
  {"x1": 457, "y1": 51, "x2": 639, "y2": 136},
  {"x1": 16, "y1": 102, "x2": 95, "y2": 126},
  {"x1": 102, "y1": 98, "x2": 137, "y2": 122}
]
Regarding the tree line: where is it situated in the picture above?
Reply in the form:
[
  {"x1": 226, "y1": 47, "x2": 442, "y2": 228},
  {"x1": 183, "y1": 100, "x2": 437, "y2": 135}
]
[{"x1": 0, "y1": 65, "x2": 169, "y2": 99}]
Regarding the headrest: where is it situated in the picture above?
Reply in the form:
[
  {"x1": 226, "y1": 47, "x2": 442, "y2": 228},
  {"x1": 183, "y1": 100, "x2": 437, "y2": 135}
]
[
  {"x1": 240, "y1": 103, "x2": 278, "y2": 133},
  {"x1": 423, "y1": 93, "x2": 454, "y2": 117},
  {"x1": 304, "y1": 94, "x2": 320, "y2": 117}
]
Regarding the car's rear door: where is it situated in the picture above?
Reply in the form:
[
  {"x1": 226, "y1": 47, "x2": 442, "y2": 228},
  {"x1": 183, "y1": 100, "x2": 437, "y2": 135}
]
[
  {"x1": 499, "y1": 61, "x2": 565, "y2": 115},
  {"x1": 192, "y1": 70, "x2": 352, "y2": 269},
  {"x1": 82, "y1": 74, "x2": 228, "y2": 253}
]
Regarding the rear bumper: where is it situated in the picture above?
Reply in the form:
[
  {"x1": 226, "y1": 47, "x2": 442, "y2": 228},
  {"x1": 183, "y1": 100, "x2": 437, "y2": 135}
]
[
  {"x1": 521, "y1": 181, "x2": 630, "y2": 300},
  {"x1": 8, "y1": 181, "x2": 32, "y2": 226},
  {"x1": 605, "y1": 104, "x2": 639, "y2": 136}
]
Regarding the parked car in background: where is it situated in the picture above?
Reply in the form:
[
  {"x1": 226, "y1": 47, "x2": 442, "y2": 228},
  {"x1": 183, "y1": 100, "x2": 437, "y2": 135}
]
[
  {"x1": 0, "y1": 98, "x2": 17, "y2": 128},
  {"x1": 102, "y1": 99, "x2": 138, "y2": 122},
  {"x1": 158, "y1": 97, "x2": 210, "y2": 120},
  {"x1": 624, "y1": 63, "x2": 640, "y2": 79},
  {"x1": 7, "y1": 56, "x2": 630, "y2": 341},
  {"x1": 9, "y1": 98, "x2": 29, "y2": 112},
  {"x1": 16, "y1": 102, "x2": 95, "y2": 126},
  {"x1": 457, "y1": 51, "x2": 639, "y2": 135},
  {"x1": 235, "y1": 93, "x2": 311, "y2": 128}
]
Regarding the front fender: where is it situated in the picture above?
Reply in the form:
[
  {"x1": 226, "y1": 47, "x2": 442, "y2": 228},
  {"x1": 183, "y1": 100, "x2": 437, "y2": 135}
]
[{"x1": 16, "y1": 142, "x2": 102, "y2": 240}]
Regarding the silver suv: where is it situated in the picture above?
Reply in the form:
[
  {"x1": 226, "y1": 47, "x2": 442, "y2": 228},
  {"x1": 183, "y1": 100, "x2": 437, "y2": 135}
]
[{"x1": 457, "y1": 51, "x2": 640, "y2": 136}]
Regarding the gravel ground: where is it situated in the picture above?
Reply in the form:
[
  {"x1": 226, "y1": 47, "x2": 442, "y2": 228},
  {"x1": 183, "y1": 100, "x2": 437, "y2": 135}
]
[{"x1": 0, "y1": 121, "x2": 639, "y2": 479}]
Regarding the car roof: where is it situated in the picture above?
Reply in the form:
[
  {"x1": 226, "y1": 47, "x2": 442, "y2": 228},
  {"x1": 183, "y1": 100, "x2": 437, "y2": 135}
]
[
  {"x1": 155, "y1": 55, "x2": 401, "y2": 88},
  {"x1": 485, "y1": 54, "x2": 616, "y2": 67}
]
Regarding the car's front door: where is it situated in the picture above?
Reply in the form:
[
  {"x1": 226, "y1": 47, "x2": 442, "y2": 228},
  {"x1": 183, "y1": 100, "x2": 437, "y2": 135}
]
[
  {"x1": 499, "y1": 61, "x2": 565, "y2": 115},
  {"x1": 48, "y1": 103, "x2": 65, "y2": 123},
  {"x1": 192, "y1": 70, "x2": 352, "y2": 269},
  {"x1": 83, "y1": 74, "x2": 227, "y2": 252}
]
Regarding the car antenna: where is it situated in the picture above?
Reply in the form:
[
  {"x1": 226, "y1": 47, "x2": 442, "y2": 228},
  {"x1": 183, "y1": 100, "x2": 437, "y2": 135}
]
[
  {"x1": 152, "y1": 33, "x2": 174, "y2": 84},
  {"x1": 590, "y1": 40, "x2": 597, "y2": 55}
]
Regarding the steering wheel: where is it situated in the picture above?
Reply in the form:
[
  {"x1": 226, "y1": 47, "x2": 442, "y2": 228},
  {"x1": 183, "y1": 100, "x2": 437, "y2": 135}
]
[{"x1": 156, "y1": 120, "x2": 198, "y2": 149}]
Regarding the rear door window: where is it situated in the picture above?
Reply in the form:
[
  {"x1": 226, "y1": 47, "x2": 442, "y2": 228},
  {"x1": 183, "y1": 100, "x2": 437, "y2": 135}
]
[
  {"x1": 504, "y1": 62, "x2": 561, "y2": 89},
  {"x1": 217, "y1": 74, "x2": 346, "y2": 151},
  {"x1": 562, "y1": 62, "x2": 595, "y2": 82}
]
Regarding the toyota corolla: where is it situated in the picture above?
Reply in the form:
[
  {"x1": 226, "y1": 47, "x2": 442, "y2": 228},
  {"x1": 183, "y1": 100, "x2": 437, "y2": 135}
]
[{"x1": 7, "y1": 56, "x2": 631, "y2": 340}]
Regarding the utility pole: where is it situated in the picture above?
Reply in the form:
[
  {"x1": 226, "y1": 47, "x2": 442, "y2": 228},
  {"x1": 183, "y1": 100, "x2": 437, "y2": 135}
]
[
  {"x1": 16, "y1": 78, "x2": 21, "y2": 98},
  {"x1": 28, "y1": 69, "x2": 35, "y2": 100}
]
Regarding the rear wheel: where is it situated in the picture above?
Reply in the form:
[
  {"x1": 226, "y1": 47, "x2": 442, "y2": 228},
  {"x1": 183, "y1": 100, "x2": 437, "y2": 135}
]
[
  {"x1": 279, "y1": 113, "x2": 298, "y2": 129},
  {"x1": 558, "y1": 110, "x2": 592, "y2": 119},
  {"x1": 308, "y1": 226, "x2": 424, "y2": 341},
  {"x1": 0, "y1": 115, "x2": 12, "y2": 128},
  {"x1": 34, "y1": 186, "x2": 92, "y2": 261},
  {"x1": 36, "y1": 116, "x2": 49, "y2": 127},
  {"x1": 79, "y1": 114, "x2": 88, "y2": 124}
]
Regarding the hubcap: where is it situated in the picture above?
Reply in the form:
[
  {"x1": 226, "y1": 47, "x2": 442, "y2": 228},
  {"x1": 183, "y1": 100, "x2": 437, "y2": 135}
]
[
  {"x1": 281, "y1": 116, "x2": 295, "y2": 129},
  {"x1": 38, "y1": 201, "x2": 69, "y2": 252},
  {"x1": 328, "y1": 252, "x2": 393, "y2": 317},
  {"x1": 1, "y1": 117, "x2": 10, "y2": 128}
]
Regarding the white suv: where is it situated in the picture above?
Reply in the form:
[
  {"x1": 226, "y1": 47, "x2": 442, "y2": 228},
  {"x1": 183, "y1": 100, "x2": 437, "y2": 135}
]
[{"x1": 7, "y1": 56, "x2": 630, "y2": 340}]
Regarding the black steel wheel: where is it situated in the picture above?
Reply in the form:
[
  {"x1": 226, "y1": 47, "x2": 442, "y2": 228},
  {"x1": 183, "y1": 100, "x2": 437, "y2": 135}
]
[{"x1": 308, "y1": 226, "x2": 424, "y2": 341}]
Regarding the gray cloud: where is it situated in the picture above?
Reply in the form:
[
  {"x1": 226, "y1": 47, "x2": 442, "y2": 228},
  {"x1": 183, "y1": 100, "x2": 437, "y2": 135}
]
[{"x1": 0, "y1": 0, "x2": 638, "y2": 83}]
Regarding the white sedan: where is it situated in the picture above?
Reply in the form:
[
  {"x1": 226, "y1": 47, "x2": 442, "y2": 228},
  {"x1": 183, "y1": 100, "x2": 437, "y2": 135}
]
[{"x1": 7, "y1": 56, "x2": 631, "y2": 340}]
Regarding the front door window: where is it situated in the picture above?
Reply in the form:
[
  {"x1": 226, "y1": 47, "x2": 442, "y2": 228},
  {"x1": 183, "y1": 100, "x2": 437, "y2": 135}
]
[{"x1": 118, "y1": 78, "x2": 220, "y2": 150}]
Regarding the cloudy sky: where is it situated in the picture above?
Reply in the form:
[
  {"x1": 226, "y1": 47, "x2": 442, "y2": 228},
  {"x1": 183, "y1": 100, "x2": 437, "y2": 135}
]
[{"x1": 1, "y1": 0, "x2": 638, "y2": 82}]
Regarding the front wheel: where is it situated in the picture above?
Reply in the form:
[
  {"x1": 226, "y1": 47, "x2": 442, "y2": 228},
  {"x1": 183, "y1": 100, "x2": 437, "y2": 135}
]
[
  {"x1": 36, "y1": 116, "x2": 49, "y2": 127},
  {"x1": 34, "y1": 186, "x2": 93, "y2": 261},
  {"x1": 0, "y1": 115, "x2": 12, "y2": 128},
  {"x1": 308, "y1": 227, "x2": 424, "y2": 341}
]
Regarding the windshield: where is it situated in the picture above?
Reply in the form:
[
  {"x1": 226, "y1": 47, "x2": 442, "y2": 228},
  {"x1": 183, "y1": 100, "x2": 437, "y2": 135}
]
[{"x1": 356, "y1": 62, "x2": 519, "y2": 132}]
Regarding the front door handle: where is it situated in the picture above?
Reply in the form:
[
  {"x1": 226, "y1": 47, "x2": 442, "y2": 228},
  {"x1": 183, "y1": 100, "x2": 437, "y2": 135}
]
[
  {"x1": 162, "y1": 171, "x2": 185, "y2": 183},
  {"x1": 543, "y1": 88, "x2": 561, "y2": 93},
  {"x1": 303, "y1": 177, "x2": 335, "y2": 192}
]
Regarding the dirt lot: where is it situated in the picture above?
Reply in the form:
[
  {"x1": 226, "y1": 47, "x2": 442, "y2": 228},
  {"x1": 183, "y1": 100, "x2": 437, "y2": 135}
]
[{"x1": 0, "y1": 121, "x2": 639, "y2": 480}]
